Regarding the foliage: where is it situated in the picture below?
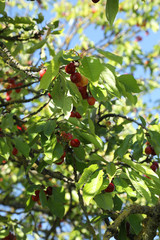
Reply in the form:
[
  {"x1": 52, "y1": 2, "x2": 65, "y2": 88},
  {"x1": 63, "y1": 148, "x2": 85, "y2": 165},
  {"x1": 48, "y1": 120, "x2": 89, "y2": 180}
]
[{"x1": 0, "y1": 0, "x2": 160, "y2": 239}]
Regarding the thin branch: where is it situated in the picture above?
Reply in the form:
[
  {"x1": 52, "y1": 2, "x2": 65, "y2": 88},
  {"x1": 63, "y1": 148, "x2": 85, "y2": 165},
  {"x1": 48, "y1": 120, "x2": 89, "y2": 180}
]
[{"x1": 98, "y1": 113, "x2": 148, "y2": 131}]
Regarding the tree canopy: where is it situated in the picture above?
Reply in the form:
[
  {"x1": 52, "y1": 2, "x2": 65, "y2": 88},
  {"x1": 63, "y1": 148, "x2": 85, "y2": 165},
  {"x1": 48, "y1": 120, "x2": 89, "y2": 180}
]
[{"x1": 0, "y1": 0, "x2": 160, "y2": 239}]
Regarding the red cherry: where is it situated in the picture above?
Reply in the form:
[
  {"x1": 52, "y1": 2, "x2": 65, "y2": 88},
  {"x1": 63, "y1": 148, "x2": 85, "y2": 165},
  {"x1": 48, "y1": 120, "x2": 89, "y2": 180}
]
[
  {"x1": 145, "y1": 145, "x2": 153, "y2": 155},
  {"x1": 32, "y1": 195, "x2": 39, "y2": 202},
  {"x1": 75, "y1": 112, "x2": 81, "y2": 119},
  {"x1": 12, "y1": 147, "x2": 18, "y2": 156},
  {"x1": 61, "y1": 131, "x2": 73, "y2": 142},
  {"x1": 150, "y1": 164, "x2": 157, "y2": 172},
  {"x1": 15, "y1": 83, "x2": 22, "y2": 93},
  {"x1": 78, "y1": 86, "x2": 88, "y2": 99},
  {"x1": 70, "y1": 111, "x2": 76, "y2": 117},
  {"x1": 135, "y1": 36, "x2": 142, "y2": 42},
  {"x1": 152, "y1": 161, "x2": 159, "y2": 169},
  {"x1": 6, "y1": 95, "x2": 11, "y2": 101},
  {"x1": 39, "y1": 69, "x2": 46, "y2": 78},
  {"x1": 17, "y1": 125, "x2": 23, "y2": 131},
  {"x1": 104, "y1": 183, "x2": 115, "y2": 193},
  {"x1": 70, "y1": 72, "x2": 82, "y2": 83},
  {"x1": 46, "y1": 186, "x2": 52, "y2": 195},
  {"x1": 70, "y1": 138, "x2": 80, "y2": 147},
  {"x1": 87, "y1": 96, "x2": 96, "y2": 106},
  {"x1": 35, "y1": 190, "x2": 40, "y2": 197},
  {"x1": 48, "y1": 93, "x2": 52, "y2": 99},
  {"x1": 65, "y1": 62, "x2": 76, "y2": 74}
]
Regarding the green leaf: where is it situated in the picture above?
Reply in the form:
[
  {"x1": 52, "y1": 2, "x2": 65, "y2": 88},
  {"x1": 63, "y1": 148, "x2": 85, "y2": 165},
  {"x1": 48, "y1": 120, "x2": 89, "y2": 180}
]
[
  {"x1": 39, "y1": 190, "x2": 48, "y2": 207},
  {"x1": 128, "y1": 214, "x2": 143, "y2": 235},
  {"x1": 39, "y1": 56, "x2": 61, "y2": 90},
  {"x1": 97, "y1": 49, "x2": 122, "y2": 65},
  {"x1": 47, "y1": 187, "x2": 65, "y2": 218},
  {"x1": 27, "y1": 39, "x2": 46, "y2": 54},
  {"x1": 76, "y1": 164, "x2": 99, "y2": 190},
  {"x1": 118, "y1": 74, "x2": 140, "y2": 93},
  {"x1": 77, "y1": 131, "x2": 103, "y2": 149},
  {"x1": 94, "y1": 192, "x2": 114, "y2": 210},
  {"x1": 73, "y1": 145, "x2": 86, "y2": 160},
  {"x1": 25, "y1": 196, "x2": 35, "y2": 212},
  {"x1": 1, "y1": 113, "x2": 14, "y2": 129},
  {"x1": 0, "y1": 229, "x2": 10, "y2": 238},
  {"x1": 125, "y1": 169, "x2": 151, "y2": 202},
  {"x1": 148, "y1": 130, "x2": 160, "y2": 155},
  {"x1": 106, "y1": 0, "x2": 119, "y2": 26},
  {"x1": 0, "y1": 0, "x2": 5, "y2": 14},
  {"x1": 15, "y1": 16, "x2": 34, "y2": 25},
  {"x1": 88, "y1": 118, "x2": 95, "y2": 134},
  {"x1": 80, "y1": 57, "x2": 105, "y2": 82},
  {"x1": 115, "y1": 134, "x2": 133, "y2": 158},
  {"x1": 43, "y1": 120, "x2": 56, "y2": 137},
  {"x1": 89, "y1": 84, "x2": 107, "y2": 102},
  {"x1": 34, "y1": 13, "x2": 44, "y2": 23},
  {"x1": 14, "y1": 137, "x2": 30, "y2": 157},
  {"x1": 106, "y1": 162, "x2": 116, "y2": 178},
  {"x1": 139, "y1": 116, "x2": 146, "y2": 127},
  {"x1": 100, "y1": 67, "x2": 120, "y2": 97},
  {"x1": 83, "y1": 170, "x2": 103, "y2": 205},
  {"x1": 52, "y1": 142, "x2": 64, "y2": 161}
]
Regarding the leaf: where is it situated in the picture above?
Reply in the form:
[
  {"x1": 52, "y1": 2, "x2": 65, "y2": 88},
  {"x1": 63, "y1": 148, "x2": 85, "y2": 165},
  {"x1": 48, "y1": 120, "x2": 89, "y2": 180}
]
[
  {"x1": 47, "y1": 187, "x2": 65, "y2": 218},
  {"x1": 34, "y1": 13, "x2": 44, "y2": 24},
  {"x1": 27, "y1": 39, "x2": 46, "y2": 54},
  {"x1": 115, "y1": 134, "x2": 133, "y2": 158},
  {"x1": 83, "y1": 170, "x2": 104, "y2": 205},
  {"x1": 39, "y1": 190, "x2": 48, "y2": 208},
  {"x1": 88, "y1": 118, "x2": 95, "y2": 134},
  {"x1": 77, "y1": 131, "x2": 103, "y2": 149},
  {"x1": 100, "y1": 67, "x2": 120, "y2": 97},
  {"x1": 25, "y1": 196, "x2": 35, "y2": 212},
  {"x1": 125, "y1": 169, "x2": 151, "y2": 202},
  {"x1": 14, "y1": 137, "x2": 30, "y2": 157},
  {"x1": 106, "y1": 162, "x2": 116, "y2": 178},
  {"x1": 43, "y1": 120, "x2": 56, "y2": 137},
  {"x1": 139, "y1": 115, "x2": 146, "y2": 127},
  {"x1": 94, "y1": 192, "x2": 114, "y2": 210},
  {"x1": 89, "y1": 84, "x2": 107, "y2": 102},
  {"x1": 148, "y1": 130, "x2": 160, "y2": 155},
  {"x1": 80, "y1": 57, "x2": 105, "y2": 82},
  {"x1": 128, "y1": 214, "x2": 143, "y2": 235},
  {"x1": 0, "y1": 229, "x2": 10, "y2": 238},
  {"x1": 0, "y1": 0, "x2": 5, "y2": 14},
  {"x1": 117, "y1": 74, "x2": 141, "y2": 93},
  {"x1": 39, "y1": 57, "x2": 60, "y2": 90},
  {"x1": 106, "y1": 0, "x2": 119, "y2": 26},
  {"x1": 97, "y1": 49, "x2": 122, "y2": 65},
  {"x1": 76, "y1": 164, "x2": 99, "y2": 190},
  {"x1": 52, "y1": 142, "x2": 64, "y2": 161}
]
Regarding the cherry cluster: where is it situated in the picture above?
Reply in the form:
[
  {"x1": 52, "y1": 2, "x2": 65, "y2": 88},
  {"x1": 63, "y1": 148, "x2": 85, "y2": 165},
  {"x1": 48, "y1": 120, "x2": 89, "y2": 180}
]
[
  {"x1": 70, "y1": 111, "x2": 81, "y2": 119},
  {"x1": 3, "y1": 76, "x2": 23, "y2": 102},
  {"x1": 60, "y1": 131, "x2": 80, "y2": 148},
  {"x1": 55, "y1": 131, "x2": 81, "y2": 165},
  {"x1": 65, "y1": 62, "x2": 96, "y2": 106},
  {"x1": 2, "y1": 232, "x2": 16, "y2": 240},
  {"x1": 31, "y1": 187, "x2": 53, "y2": 204}
]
